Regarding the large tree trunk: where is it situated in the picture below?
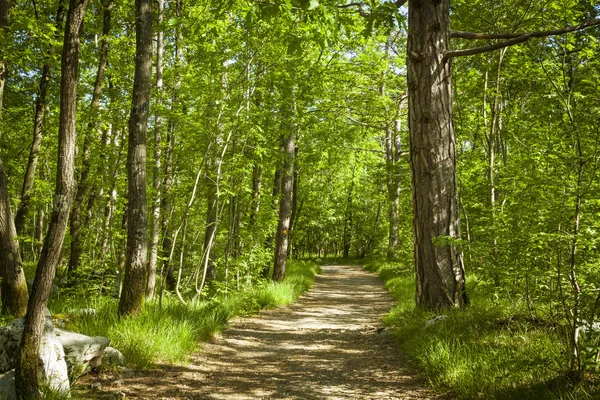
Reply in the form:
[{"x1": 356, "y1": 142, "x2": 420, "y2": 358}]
[
  {"x1": 68, "y1": 0, "x2": 112, "y2": 274},
  {"x1": 272, "y1": 120, "x2": 295, "y2": 281},
  {"x1": 118, "y1": 0, "x2": 152, "y2": 317},
  {"x1": 14, "y1": 0, "x2": 66, "y2": 236},
  {"x1": 15, "y1": 0, "x2": 88, "y2": 395},
  {"x1": 0, "y1": 157, "x2": 29, "y2": 317},
  {"x1": 407, "y1": 0, "x2": 467, "y2": 309}
]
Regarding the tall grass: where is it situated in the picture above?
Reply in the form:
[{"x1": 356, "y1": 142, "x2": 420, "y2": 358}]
[
  {"x1": 365, "y1": 260, "x2": 598, "y2": 400},
  {"x1": 49, "y1": 260, "x2": 320, "y2": 370}
]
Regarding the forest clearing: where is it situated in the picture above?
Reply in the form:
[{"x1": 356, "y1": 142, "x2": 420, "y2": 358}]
[{"x1": 1, "y1": 0, "x2": 600, "y2": 398}]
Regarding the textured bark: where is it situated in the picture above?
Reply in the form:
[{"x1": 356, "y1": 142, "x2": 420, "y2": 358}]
[
  {"x1": 118, "y1": 0, "x2": 152, "y2": 317},
  {"x1": 14, "y1": 0, "x2": 66, "y2": 236},
  {"x1": 15, "y1": 0, "x2": 87, "y2": 395},
  {"x1": 146, "y1": 0, "x2": 164, "y2": 299},
  {"x1": 273, "y1": 126, "x2": 295, "y2": 281},
  {"x1": 407, "y1": 0, "x2": 467, "y2": 309},
  {"x1": 0, "y1": 157, "x2": 28, "y2": 317},
  {"x1": 385, "y1": 119, "x2": 402, "y2": 258},
  {"x1": 68, "y1": 0, "x2": 112, "y2": 273},
  {"x1": 0, "y1": 0, "x2": 27, "y2": 318}
]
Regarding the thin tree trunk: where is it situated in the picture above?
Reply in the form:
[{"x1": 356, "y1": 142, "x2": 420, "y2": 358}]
[
  {"x1": 0, "y1": 0, "x2": 8, "y2": 112},
  {"x1": 272, "y1": 105, "x2": 295, "y2": 281},
  {"x1": 287, "y1": 146, "x2": 299, "y2": 258},
  {"x1": 407, "y1": 0, "x2": 467, "y2": 309},
  {"x1": 68, "y1": 0, "x2": 112, "y2": 273},
  {"x1": 262, "y1": 167, "x2": 281, "y2": 278},
  {"x1": 118, "y1": 0, "x2": 152, "y2": 317},
  {"x1": 15, "y1": 0, "x2": 88, "y2": 395},
  {"x1": 14, "y1": 0, "x2": 66, "y2": 236},
  {"x1": 0, "y1": 157, "x2": 28, "y2": 317},
  {"x1": 160, "y1": 0, "x2": 181, "y2": 293},
  {"x1": 0, "y1": 0, "x2": 28, "y2": 318},
  {"x1": 146, "y1": 0, "x2": 164, "y2": 299},
  {"x1": 342, "y1": 165, "x2": 355, "y2": 258},
  {"x1": 249, "y1": 164, "x2": 262, "y2": 224}
]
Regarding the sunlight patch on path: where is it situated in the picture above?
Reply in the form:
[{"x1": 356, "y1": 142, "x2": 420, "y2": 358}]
[{"x1": 97, "y1": 265, "x2": 441, "y2": 399}]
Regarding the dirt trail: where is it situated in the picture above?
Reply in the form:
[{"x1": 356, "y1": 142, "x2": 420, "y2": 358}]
[{"x1": 95, "y1": 265, "x2": 440, "y2": 399}]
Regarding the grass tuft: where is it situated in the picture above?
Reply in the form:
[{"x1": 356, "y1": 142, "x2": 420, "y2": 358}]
[
  {"x1": 48, "y1": 259, "x2": 320, "y2": 370},
  {"x1": 365, "y1": 260, "x2": 598, "y2": 400}
]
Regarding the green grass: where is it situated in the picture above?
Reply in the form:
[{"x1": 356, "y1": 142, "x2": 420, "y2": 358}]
[
  {"x1": 365, "y1": 260, "x2": 599, "y2": 400},
  {"x1": 48, "y1": 259, "x2": 320, "y2": 370}
]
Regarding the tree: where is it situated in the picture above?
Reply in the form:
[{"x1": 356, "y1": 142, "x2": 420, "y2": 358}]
[
  {"x1": 0, "y1": 0, "x2": 28, "y2": 319},
  {"x1": 407, "y1": 0, "x2": 468, "y2": 309},
  {"x1": 14, "y1": 0, "x2": 66, "y2": 236},
  {"x1": 15, "y1": 0, "x2": 88, "y2": 394},
  {"x1": 118, "y1": 0, "x2": 152, "y2": 317}
]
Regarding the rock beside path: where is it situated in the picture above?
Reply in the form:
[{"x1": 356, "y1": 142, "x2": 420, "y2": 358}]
[{"x1": 0, "y1": 317, "x2": 70, "y2": 395}]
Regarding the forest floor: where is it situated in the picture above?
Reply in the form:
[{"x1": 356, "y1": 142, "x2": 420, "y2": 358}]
[{"x1": 86, "y1": 265, "x2": 443, "y2": 399}]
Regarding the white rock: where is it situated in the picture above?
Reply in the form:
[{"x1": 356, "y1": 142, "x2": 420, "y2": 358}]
[
  {"x1": 55, "y1": 329, "x2": 110, "y2": 375},
  {"x1": 0, "y1": 317, "x2": 70, "y2": 395},
  {"x1": 103, "y1": 347, "x2": 125, "y2": 367},
  {"x1": 425, "y1": 315, "x2": 448, "y2": 328}
]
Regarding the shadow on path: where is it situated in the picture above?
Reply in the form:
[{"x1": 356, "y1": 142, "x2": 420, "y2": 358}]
[{"x1": 95, "y1": 265, "x2": 442, "y2": 399}]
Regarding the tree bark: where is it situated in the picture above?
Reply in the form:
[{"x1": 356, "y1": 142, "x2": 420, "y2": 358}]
[
  {"x1": 272, "y1": 113, "x2": 295, "y2": 281},
  {"x1": 146, "y1": 0, "x2": 164, "y2": 299},
  {"x1": 0, "y1": 156, "x2": 28, "y2": 317},
  {"x1": 15, "y1": 0, "x2": 88, "y2": 395},
  {"x1": 407, "y1": 0, "x2": 467, "y2": 309},
  {"x1": 68, "y1": 0, "x2": 112, "y2": 273},
  {"x1": 0, "y1": 0, "x2": 8, "y2": 113},
  {"x1": 118, "y1": 0, "x2": 152, "y2": 317},
  {"x1": 342, "y1": 165, "x2": 355, "y2": 258},
  {"x1": 14, "y1": 0, "x2": 66, "y2": 236},
  {"x1": 0, "y1": 0, "x2": 28, "y2": 318}
]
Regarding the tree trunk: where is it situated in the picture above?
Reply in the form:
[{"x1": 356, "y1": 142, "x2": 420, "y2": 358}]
[
  {"x1": 0, "y1": 0, "x2": 28, "y2": 318},
  {"x1": 146, "y1": 0, "x2": 164, "y2": 299},
  {"x1": 0, "y1": 0, "x2": 7, "y2": 113},
  {"x1": 0, "y1": 157, "x2": 28, "y2": 317},
  {"x1": 118, "y1": 0, "x2": 152, "y2": 317},
  {"x1": 249, "y1": 164, "x2": 262, "y2": 225},
  {"x1": 262, "y1": 167, "x2": 281, "y2": 278},
  {"x1": 272, "y1": 121, "x2": 295, "y2": 281},
  {"x1": 342, "y1": 165, "x2": 355, "y2": 258},
  {"x1": 15, "y1": 0, "x2": 88, "y2": 395},
  {"x1": 385, "y1": 118, "x2": 402, "y2": 258},
  {"x1": 14, "y1": 0, "x2": 66, "y2": 236},
  {"x1": 407, "y1": 0, "x2": 467, "y2": 309},
  {"x1": 68, "y1": 0, "x2": 112, "y2": 274},
  {"x1": 287, "y1": 146, "x2": 299, "y2": 258},
  {"x1": 161, "y1": 0, "x2": 181, "y2": 293}
]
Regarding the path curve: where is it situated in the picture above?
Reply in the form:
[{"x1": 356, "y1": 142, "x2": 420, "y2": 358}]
[{"x1": 97, "y1": 265, "x2": 439, "y2": 399}]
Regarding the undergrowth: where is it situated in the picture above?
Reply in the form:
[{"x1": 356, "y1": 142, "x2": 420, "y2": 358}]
[
  {"x1": 364, "y1": 260, "x2": 599, "y2": 400},
  {"x1": 48, "y1": 260, "x2": 320, "y2": 370}
]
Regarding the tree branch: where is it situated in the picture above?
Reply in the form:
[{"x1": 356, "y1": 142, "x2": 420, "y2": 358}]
[
  {"x1": 447, "y1": 18, "x2": 600, "y2": 59},
  {"x1": 451, "y1": 18, "x2": 600, "y2": 40}
]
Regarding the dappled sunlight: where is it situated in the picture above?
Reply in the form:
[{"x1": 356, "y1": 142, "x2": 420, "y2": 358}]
[{"x1": 93, "y1": 265, "x2": 438, "y2": 399}]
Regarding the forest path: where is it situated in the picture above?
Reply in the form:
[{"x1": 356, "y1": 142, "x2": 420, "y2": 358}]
[{"x1": 96, "y1": 265, "x2": 439, "y2": 399}]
